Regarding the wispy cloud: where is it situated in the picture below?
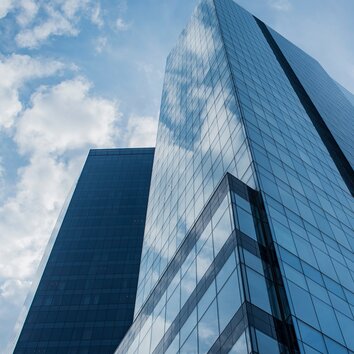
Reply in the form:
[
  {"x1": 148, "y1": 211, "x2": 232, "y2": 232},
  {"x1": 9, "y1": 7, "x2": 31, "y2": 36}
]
[
  {"x1": 116, "y1": 17, "x2": 131, "y2": 31},
  {"x1": 16, "y1": 15, "x2": 76, "y2": 48},
  {"x1": 1, "y1": 0, "x2": 104, "y2": 49},
  {"x1": 94, "y1": 36, "x2": 107, "y2": 53},
  {"x1": 0, "y1": 74, "x2": 121, "y2": 349},
  {"x1": 268, "y1": 0, "x2": 292, "y2": 12},
  {"x1": 15, "y1": 2, "x2": 82, "y2": 48},
  {"x1": 0, "y1": 54, "x2": 64, "y2": 130},
  {"x1": 125, "y1": 115, "x2": 157, "y2": 147},
  {"x1": 15, "y1": 0, "x2": 39, "y2": 26},
  {"x1": 91, "y1": 2, "x2": 103, "y2": 28},
  {"x1": 0, "y1": 0, "x2": 14, "y2": 19},
  {"x1": 0, "y1": 157, "x2": 5, "y2": 198}
]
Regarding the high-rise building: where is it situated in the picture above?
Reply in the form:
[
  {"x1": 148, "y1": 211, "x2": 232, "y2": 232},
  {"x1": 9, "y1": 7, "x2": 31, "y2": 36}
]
[
  {"x1": 116, "y1": 1, "x2": 354, "y2": 354},
  {"x1": 12, "y1": 148, "x2": 154, "y2": 353},
  {"x1": 10, "y1": 0, "x2": 354, "y2": 353}
]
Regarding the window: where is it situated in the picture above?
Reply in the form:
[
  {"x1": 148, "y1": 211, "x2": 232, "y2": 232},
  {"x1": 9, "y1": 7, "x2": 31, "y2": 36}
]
[
  {"x1": 217, "y1": 270, "x2": 242, "y2": 331},
  {"x1": 228, "y1": 331, "x2": 248, "y2": 353},
  {"x1": 256, "y1": 330, "x2": 280, "y2": 354},
  {"x1": 246, "y1": 268, "x2": 271, "y2": 314},
  {"x1": 198, "y1": 300, "x2": 219, "y2": 353},
  {"x1": 237, "y1": 208, "x2": 257, "y2": 239}
]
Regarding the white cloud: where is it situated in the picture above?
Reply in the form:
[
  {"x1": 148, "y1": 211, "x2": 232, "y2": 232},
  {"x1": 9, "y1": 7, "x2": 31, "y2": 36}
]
[
  {"x1": 0, "y1": 54, "x2": 64, "y2": 130},
  {"x1": 0, "y1": 0, "x2": 14, "y2": 19},
  {"x1": 0, "y1": 155, "x2": 82, "y2": 279},
  {"x1": 15, "y1": 77, "x2": 119, "y2": 155},
  {"x1": 126, "y1": 115, "x2": 157, "y2": 147},
  {"x1": 0, "y1": 153, "x2": 84, "y2": 350},
  {"x1": 13, "y1": 0, "x2": 100, "y2": 48},
  {"x1": 116, "y1": 17, "x2": 130, "y2": 31},
  {"x1": 61, "y1": 0, "x2": 90, "y2": 18},
  {"x1": 16, "y1": 6, "x2": 78, "y2": 48},
  {"x1": 15, "y1": 0, "x2": 39, "y2": 26},
  {"x1": 0, "y1": 279, "x2": 31, "y2": 304},
  {"x1": 0, "y1": 75, "x2": 121, "y2": 350},
  {"x1": 0, "y1": 0, "x2": 39, "y2": 25}
]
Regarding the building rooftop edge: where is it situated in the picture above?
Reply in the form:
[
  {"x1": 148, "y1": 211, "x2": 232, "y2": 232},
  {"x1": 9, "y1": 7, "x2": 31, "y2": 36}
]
[{"x1": 89, "y1": 147, "x2": 155, "y2": 156}]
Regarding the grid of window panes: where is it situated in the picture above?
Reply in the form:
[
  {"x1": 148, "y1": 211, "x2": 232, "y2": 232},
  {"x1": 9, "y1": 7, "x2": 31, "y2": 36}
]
[
  {"x1": 134, "y1": 0, "x2": 256, "y2": 313},
  {"x1": 14, "y1": 148, "x2": 154, "y2": 354},
  {"x1": 214, "y1": 1, "x2": 354, "y2": 353},
  {"x1": 119, "y1": 176, "x2": 238, "y2": 353},
  {"x1": 269, "y1": 28, "x2": 354, "y2": 170},
  {"x1": 338, "y1": 84, "x2": 354, "y2": 109},
  {"x1": 117, "y1": 174, "x2": 292, "y2": 354}
]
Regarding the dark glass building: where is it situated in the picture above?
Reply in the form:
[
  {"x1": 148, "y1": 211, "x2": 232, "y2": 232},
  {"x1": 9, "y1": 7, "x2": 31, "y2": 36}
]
[
  {"x1": 13, "y1": 148, "x2": 154, "y2": 353},
  {"x1": 11, "y1": 1, "x2": 354, "y2": 353},
  {"x1": 116, "y1": 1, "x2": 354, "y2": 354}
]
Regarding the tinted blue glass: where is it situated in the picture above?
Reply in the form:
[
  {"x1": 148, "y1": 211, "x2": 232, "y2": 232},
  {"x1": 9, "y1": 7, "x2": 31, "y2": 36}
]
[
  {"x1": 181, "y1": 326, "x2": 198, "y2": 353},
  {"x1": 198, "y1": 300, "x2": 219, "y2": 353},
  {"x1": 270, "y1": 27, "x2": 354, "y2": 170},
  {"x1": 214, "y1": 0, "x2": 354, "y2": 352},
  {"x1": 116, "y1": 0, "x2": 354, "y2": 353},
  {"x1": 135, "y1": 0, "x2": 256, "y2": 312},
  {"x1": 217, "y1": 270, "x2": 241, "y2": 331},
  {"x1": 229, "y1": 332, "x2": 248, "y2": 353},
  {"x1": 246, "y1": 268, "x2": 272, "y2": 314},
  {"x1": 256, "y1": 330, "x2": 280, "y2": 354},
  {"x1": 14, "y1": 148, "x2": 154, "y2": 353},
  {"x1": 298, "y1": 321, "x2": 327, "y2": 353}
]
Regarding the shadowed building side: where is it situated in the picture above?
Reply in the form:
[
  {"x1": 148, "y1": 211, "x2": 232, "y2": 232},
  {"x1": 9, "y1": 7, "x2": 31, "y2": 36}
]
[{"x1": 13, "y1": 148, "x2": 154, "y2": 354}]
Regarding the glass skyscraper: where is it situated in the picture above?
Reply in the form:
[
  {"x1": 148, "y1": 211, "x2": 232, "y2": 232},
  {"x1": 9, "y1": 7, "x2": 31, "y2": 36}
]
[
  {"x1": 116, "y1": 1, "x2": 354, "y2": 354},
  {"x1": 12, "y1": 148, "x2": 154, "y2": 353},
  {"x1": 11, "y1": 0, "x2": 354, "y2": 353}
]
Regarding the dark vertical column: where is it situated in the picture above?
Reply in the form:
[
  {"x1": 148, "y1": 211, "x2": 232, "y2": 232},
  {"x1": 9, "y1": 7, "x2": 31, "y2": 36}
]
[
  {"x1": 227, "y1": 174, "x2": 300, "y2": 354},
  {"x1": 255, "y1": 18, "x2": 354, "y2": 197},
  {"x1": 14, "y1": 148, "x2": 154, "y2": 354}
]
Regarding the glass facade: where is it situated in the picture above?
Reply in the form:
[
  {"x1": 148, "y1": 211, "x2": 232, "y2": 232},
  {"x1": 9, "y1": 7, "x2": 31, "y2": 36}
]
[
  {"x1": 135, "y1": 0, "x2": 256, "y2": 315},
  {"x1": 214, "y1": 1, "x2": 354, "y2": 352},
  {"x1": 337, "y1": 83, "x2": 354, "y2": 109},
  {"x1": 268, "y1": 27, "x2": 354, "y2": 173},
  {"x1": 13, "y1": 148, "x2": 154, "y2": 353},
  {"x1": 117, "y1": 173, "x2": 298, "y2": 353},
  {"x1": 11, "y1": 0, "x2": 354, "y2": 353},
  {"x1": 117, "y1": 0, "x2": 354, "y2": 353}
]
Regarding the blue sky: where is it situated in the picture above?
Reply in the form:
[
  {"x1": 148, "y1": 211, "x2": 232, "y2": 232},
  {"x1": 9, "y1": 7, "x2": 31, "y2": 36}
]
[{"x1": 0, "y1": 0, "x2": 353, "y2": 350}]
